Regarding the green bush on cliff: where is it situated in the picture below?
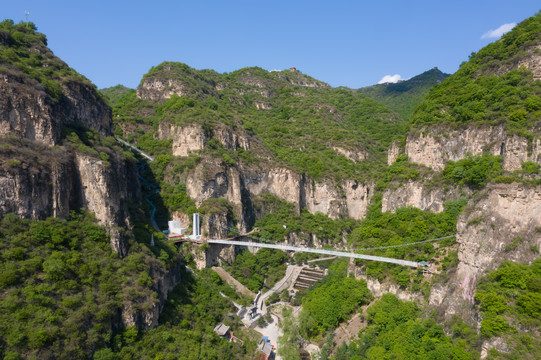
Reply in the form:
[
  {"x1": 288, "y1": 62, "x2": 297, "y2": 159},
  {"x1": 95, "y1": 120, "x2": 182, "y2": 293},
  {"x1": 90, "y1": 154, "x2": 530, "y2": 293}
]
[
  {"x1": 442, "y1": 153, "x2": 503, "y2": 189},
  {"x1": 225, "y1": 248, "x2": 287, "y2": 292},
  {"x1": 476, "y1": 259, "x2": 541, "y2": 335}
]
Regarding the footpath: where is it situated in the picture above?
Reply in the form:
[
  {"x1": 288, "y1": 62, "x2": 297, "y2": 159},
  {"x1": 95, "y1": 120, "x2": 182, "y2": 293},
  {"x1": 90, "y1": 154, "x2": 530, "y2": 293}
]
[{"x1": 211, "y1": 267, "x2": 257, "y2": 298}]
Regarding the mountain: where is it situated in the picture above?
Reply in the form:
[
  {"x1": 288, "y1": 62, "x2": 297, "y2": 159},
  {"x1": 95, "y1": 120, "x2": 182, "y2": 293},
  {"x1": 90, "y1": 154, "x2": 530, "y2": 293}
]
[
  {"x1": 357, "y1": 67, "x2": 450, "y2": 121},
  {"x1": 100, "y1": 84, "x2": 132, "y2": 105}
]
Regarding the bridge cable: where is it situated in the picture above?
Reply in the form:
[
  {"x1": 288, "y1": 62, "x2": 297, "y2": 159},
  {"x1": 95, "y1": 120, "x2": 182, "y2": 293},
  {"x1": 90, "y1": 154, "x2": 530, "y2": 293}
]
[{"x1": 198, "y1": 214, "x2": 456, "y2": 252}]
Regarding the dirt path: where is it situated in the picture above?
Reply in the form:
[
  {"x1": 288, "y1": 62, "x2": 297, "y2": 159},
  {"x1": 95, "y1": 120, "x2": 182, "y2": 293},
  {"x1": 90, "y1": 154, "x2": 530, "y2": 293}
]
[
  {"x1": 334, "y1": 313, "x2": 365, "y2": 345},
  {"x1": 211, "y1": 267, "x2": 256, "y2": 298}
]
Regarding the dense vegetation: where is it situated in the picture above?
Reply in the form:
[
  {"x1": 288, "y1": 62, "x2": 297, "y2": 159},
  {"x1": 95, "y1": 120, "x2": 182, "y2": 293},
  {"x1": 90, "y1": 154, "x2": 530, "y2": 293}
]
[
  {"x1": 0, "y1": 213, "x2": 161, "y2": 360},
  {"x1": 358, "y1": 68, "x2": 449, "y2": 121},
  {"x1": 474, "y1": 259, "x2": 541, "y2": 359},
  {"x1": 298, "y1": 262, "x2": 372, "y2": 338},
  {"x1": 112, "y1": 62, "x2": 407, "y2": 182},
  {"x1": 412, "y1": 12, "x2": 541, "y2": 137},
  {"x1": 98, "y1": 268, "x2": 256, "y2": 360},
  {"x1": 252, "y1": 193, "x2": 358, "y2": 244},
  {"x1": 442, "y1": 153, "x2": 503, "y2": 189},
  {"x1": 330, "y1": 294, "x2": 480, "y2": 360},
  {"x1": 349, "y1": 196, "x2": 467, "y2": 286},
  {"x1": 224, "y1": 248, "x2": 288, "y2": 292},
  {"x1": 100, "y1": 85, "x2": 133, "y2": 106}
]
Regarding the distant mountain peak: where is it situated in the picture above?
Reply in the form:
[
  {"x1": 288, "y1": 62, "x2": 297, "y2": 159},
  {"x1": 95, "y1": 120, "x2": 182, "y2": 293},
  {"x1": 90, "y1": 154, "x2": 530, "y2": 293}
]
[{"x1": 357, "y1": 67, "x2": 450, "y2": 121}]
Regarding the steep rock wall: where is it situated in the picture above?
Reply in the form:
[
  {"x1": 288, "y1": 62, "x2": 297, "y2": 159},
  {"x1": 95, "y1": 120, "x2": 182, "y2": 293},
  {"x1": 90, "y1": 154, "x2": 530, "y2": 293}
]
[
  {"x1": 0, "y1": 150, "x2": 75, "y2": 219},
  {"x1": 382, "y1": 181, "x2": 467, "y2": 213},
  {"x1": 157, "y1": 122, "x2": 250, "y2": 157},
  {"x1": 404, "y1": 125, "x2": 541, "y2": 172},
  {"x1": 0, "y1": 73, "x2": 111, "y2": 146},
  {"x1": 74, "y1": 152, "x2": 138, "y2": 256},
  {"x1": 0, "y1": 140, "x2": 139, "y2": 256},
  {"x1": 429, "y1": 183, "x2": 541, "y2": 319},
  {"x1": 185, "y1": 160, "x2": 374, "y2": 233}
]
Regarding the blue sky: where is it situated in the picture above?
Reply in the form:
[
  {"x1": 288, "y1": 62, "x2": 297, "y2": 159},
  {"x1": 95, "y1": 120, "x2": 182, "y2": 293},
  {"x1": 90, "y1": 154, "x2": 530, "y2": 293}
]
[{"x1": 3, "y1": 1, "x2": 540, "y2": 89}]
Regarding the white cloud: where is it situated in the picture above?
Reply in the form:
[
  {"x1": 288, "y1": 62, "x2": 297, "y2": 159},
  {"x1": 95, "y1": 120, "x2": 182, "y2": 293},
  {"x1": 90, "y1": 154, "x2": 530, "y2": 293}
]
[
  {"x1": 481, "y1": 22, "x2": 517, "y2": 39},
  {"x1": 378, "y1": 74, "x2": 402, "y2": 84}
]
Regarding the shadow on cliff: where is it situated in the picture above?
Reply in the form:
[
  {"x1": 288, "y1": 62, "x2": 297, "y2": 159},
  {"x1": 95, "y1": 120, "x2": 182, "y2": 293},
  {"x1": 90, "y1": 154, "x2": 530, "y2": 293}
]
[
  {"x1": 157, "y1": 266, "x2": 196, "y2": 323},
  {"x1": 137, "y1": 160, "x2": 170, "y2": 231}
]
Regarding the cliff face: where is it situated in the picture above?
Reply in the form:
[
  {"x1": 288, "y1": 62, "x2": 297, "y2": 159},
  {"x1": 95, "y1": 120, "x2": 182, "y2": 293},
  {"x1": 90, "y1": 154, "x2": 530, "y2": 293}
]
[
  {"x1": 157, "y1": 122, "x2": 250, "y2": 157},
  {"x1": 0, "y1": 137, "x2": 139, "y2": 256},
  {"x1": 0, "y1": 143, "x2": 75, "y2": 219},
  {"x1": 404, "y1": 125, "x2": 541, "y2": 172},
  {"x1": 0, "y1": 44, "x2": 135, "y2": 255},
  {"x1": 184, "y1": 159, "x2": 374, "y2": 232},
  {"x1": 0, "y1": 73, "x2": 111, "y2": 146},
  {"x1": 382, "y1": 181, "x2": 467, "y2": 213},
  {"x1": 73, "y1": 152, "x2": 138, "y2": 255},
  {"x1": 429, "y1": 183, "x2": 541, "y2": 318}
]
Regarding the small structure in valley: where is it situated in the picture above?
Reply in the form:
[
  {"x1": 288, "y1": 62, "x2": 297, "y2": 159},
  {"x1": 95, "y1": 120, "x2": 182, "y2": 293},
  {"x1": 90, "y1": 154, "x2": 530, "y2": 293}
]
[
  {"x1": 214, "y1": 323, "x2": 230, "y2": 339},
  {"x1": 257, "y1": 338, "x2": 273, "y2": 360},
  {"x1": 167, "y1": 218, "x2": 187, "y2": 238}
]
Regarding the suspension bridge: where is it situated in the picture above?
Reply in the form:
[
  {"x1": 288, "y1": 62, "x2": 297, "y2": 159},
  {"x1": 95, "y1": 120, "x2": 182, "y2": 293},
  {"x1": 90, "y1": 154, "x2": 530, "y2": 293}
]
[
  {"x1": 115, "y1": 137, "x2": 454, "y2": 269},
  {"x1": 174, "y1": 213, "x2": 454, "y2": 268}
]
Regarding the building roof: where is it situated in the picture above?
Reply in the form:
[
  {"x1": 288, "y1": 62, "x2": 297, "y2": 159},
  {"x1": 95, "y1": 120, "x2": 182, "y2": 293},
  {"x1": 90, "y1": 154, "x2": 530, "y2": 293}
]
[
  {"x1": 258, "y1": 339, "x2": 272, "y2": 356},
  {"x1": 214, "y1": 323, "x2": 230, "y2": 336}
]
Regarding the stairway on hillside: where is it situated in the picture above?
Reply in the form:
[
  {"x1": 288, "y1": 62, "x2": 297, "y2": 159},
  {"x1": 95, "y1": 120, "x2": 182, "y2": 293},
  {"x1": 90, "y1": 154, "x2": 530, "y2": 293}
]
[{"x1": 293, "y1": 268, "x2": 325, "y2": 290}]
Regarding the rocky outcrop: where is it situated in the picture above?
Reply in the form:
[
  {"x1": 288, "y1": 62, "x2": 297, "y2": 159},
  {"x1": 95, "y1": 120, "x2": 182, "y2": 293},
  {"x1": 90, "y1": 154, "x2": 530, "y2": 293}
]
[
  {"x1": 387, "y1": 141, "x2": 401, "y2": 165},
  {"x1": 158, "y1": 123, "x2": 207, "y2": 156},
  {"x1": 0, "y1": 138, "x2": 139, "y2": 256},
  {"x1": 0, "y1": 73, "x2": 112, "y2": 146},
  {"x1": 157, "y1": 122, "x2": 250, "y2": 157},
  {"x1": 0, "y1": 145, "x2": 75, "y2": 219},
  {"x1": 382, "y1": 181, "x2": 467, "y2": 213},
  {"x1": 185, "y1": 161, "x2": 374, "y2": 232},
  {"x1": 515, "y1": 45, "x2": 541, "y2": 80},
  {"x1": 487, "y1": 44, "x2": 541, "y2": 81},
  {"x1": 122, "y1": 259, "x2": 183, "y2": 329},
  {"x1": 429, "y1": 183, "x2": 541, "y2": 318},
  {"x1": 332, "y1": 146, "x2": 367, "y2": 163},
  {"x1": 361, "y1": 276, "x2": 424, "y2": 303},
  {"x1": 404, "y1": 125, "x2": 541, "y2": 171},
  {"x1": 137, "y1": 78, "x2": 192, "y2": 101},
  {"x1": 74, "y1": 152, "x2": 138, "y2": 256}
]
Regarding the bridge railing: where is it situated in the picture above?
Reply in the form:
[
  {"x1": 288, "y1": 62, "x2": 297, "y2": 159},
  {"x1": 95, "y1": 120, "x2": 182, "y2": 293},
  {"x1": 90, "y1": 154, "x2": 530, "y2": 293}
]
[{"x1": 207, "y1": 239, "x2": 420, "y2": 268}]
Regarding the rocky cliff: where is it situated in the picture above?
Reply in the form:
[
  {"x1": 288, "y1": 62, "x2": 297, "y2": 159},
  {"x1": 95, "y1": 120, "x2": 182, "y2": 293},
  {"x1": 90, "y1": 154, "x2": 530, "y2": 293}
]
[
  {"x1": 382, "y1": 181, "x2": 467, "y2": 213},
  {"x1": 0, "y1": 136, "x2": 139, "y2": 256},
  {"x1": 404, "y1": 125, "x2": 541, "y2": 172},
  {"x1": 183, "y1": 159, "x2": 374, "y2": 231},
  {"x1": 0, "y1": 64, "x2": 111, "y2": 147},
  {"x1": 0, "y1": 22, "x2": 136, "y2": 254},
  {"x1": 157, "y1": 122, "x2": 251, "y2": 156},
  {"x1": 429, "y1": 183, "x2": 541, "y2": 319}
]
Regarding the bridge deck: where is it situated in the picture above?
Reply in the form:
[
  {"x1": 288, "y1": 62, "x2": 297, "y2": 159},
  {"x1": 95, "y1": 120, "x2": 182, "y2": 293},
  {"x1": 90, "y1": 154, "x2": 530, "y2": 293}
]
[{"x1": 207, "y1": 239, "x2": 420, "y2": 267}]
